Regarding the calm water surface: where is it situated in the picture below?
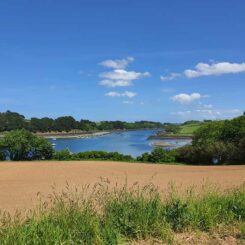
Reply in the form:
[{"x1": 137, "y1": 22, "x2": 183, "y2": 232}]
[{"x1": 51, "y1": 130, "x2": 190, "y2": 157}]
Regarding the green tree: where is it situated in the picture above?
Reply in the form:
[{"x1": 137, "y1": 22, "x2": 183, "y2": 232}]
[
  {"x1": 0, "y1": 129, "x2": 53, "y2": 161},
  {"x1": 54, "y1": 116, "x2": 78, "y2": 132},
  {"x1": 0, "y1": 111, "x2": 27, "y2": 132}
]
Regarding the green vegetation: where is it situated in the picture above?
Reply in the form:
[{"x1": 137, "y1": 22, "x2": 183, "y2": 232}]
[
  {"x1": 53, "y1": 149, "x2": 134, "y2": 162},
  {"x1": 0, "y1": 111, "x2": 164, "y2": 133},
  {"x1": 178, "y1": 113, "x2": 245, "y2": 165},
  {"x1": 178, "y1": 123, "x2": 202, "y2": 135},
  {"x1": 163, "y1": 121, "x2": 203, "y2": 136},
  {"x1": 136, "y1": 147, "x2": 177, "y2": 163},
  {"x1": 0, "y1": 183, "x2": 244, "y2": 244},
  {"x1": 0, "y1": 129, "x2": 53, "y2": 161}
]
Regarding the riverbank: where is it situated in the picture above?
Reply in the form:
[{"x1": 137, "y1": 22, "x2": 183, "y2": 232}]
[
  {"x1": 36, "y1": 131, "x2": 111, "y2": 139},
  {"x1": 148, "y1": 131, "x2": 193, "y2": 140},
  {"x1": 0, "y1": 128, "x2": 163, "y2": 139}
]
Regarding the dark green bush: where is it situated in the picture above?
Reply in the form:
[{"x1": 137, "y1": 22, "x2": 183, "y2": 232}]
[
  {"x1": 137, "y1": 148, "x2": 176, "y2": 163},
  {"x1": 177, "y1": 142, "x2": 235, "y2": 165},
  {"x1": 0, "y1": 151, "x2": 5, "y2": 161},
  {"x1": 53, "y1": 150, "x2": 134, "y2": 162},
  {"x1": 0, "y1": 129, "x2": 53, "y2": 161},
  {"x1": 53, "y1": 149, "x2": 73, "y2": 160}
]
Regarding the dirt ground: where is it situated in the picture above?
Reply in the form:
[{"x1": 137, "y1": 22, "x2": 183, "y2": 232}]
[{"x1": 0, "y1": 161, "x2": 244, "y2": 213}]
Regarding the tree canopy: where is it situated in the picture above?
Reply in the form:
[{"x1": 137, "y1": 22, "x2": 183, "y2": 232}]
[
  {"x1": 0, "y1": 129, "x2": 53, "y2": 161},
  {"x1": 0, "y1": 111, "x2": 164, "y2": 133}
]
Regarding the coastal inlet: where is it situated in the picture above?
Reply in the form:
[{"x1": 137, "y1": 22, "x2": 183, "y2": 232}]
[{"x1": 49, "y1": 130, "x2": 191, "y2": 157}]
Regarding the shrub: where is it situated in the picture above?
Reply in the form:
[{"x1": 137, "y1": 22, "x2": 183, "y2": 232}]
[
  {"x1": 237, "y1": 137, "x2": 245, "y2": 162},
  {"x1": 0, "y1": 151, "x2": 5, "y2": 161},
  {"x1": 137, "y1": 148, "x2": 176, "y2": 163},
  {"x1": 53, "y1": 149, "x2": 72, "y2": 160},
  {"x1": 53, "y1": 150, "x2": 134, "y2": 162},
  {"x1": 0, "y1": 129, "x2": 53, "y2": 161},
  {"x1": 136, "y1": 152, "x2": 151, "y2": 162},
  {"x1": 177, "y1": 142, "x2": 233, "y2": 165}
]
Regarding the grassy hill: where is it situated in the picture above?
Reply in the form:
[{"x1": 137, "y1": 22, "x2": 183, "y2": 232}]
[{"x1": 178, "y1": 123, "x2": 203, "y2": 135}]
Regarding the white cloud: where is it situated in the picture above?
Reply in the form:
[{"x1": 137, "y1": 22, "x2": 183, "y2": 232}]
[
  {"x1": 100, "y1": 57, "x2": 134, "y2": 69},
  {"x1": 184, "y1": 62, "x2": 245, "y2": 78},
  {"x1": 160, "y1": 73, "x2": 181, "y2": 81},
  {"x1": 105, "y1": 91, "x2": 121, "y2": 97},
  {"x1": 105, "y1": 91, "x2": 137, "y2": 98},
  {"x1": 99, "y1": 79, "x2": 133, "y2": 87},
  {"x1": 160, "y1": 61, "x2": 245, "y2": 81},
  {"x1": 100, "y1": 69, "x2": 150, "y2": 81},
  {"x1": 99, "y1": 57, "x2": 150, "y2": 88},
  {"x1": 99, "y1": 69, "x2": 150, "y2": 88},
  {"x1": 171, "y1": 93, "x2": 202, "y2": 104},
  {"x1": 123, "y1": 91, "x2": 137, "y2": 98}
]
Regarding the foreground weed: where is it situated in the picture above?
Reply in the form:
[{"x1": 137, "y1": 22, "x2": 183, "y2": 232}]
[{"x1": 0, "y1": 182, "x2": 245, "y2": 244}]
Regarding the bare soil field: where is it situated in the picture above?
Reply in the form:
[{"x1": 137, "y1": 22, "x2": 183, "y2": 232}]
[{"x1": 0, "y1": 161, "x2": 245, "y2": 213}]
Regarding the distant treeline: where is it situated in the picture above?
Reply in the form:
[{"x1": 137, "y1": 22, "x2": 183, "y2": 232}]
[{"x1": 0, "y1": 111, "x2": 164, "y2": 132}]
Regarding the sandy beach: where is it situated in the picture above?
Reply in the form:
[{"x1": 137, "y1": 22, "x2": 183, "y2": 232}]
[{"x1": 0, "y1": 161, "x2": 244, "y2": 213}]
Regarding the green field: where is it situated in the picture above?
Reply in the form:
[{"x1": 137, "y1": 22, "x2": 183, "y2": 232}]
[{"x1": 177, "y1": 123, "x2": 203, "y2": 135}]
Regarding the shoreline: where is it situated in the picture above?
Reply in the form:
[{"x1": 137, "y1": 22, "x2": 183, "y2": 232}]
[
  {"x1": 0, "y1": 128, "x2": 163, "y2": 139},
  {"x1": 36, "y1": 131, "x2": 111, "y2": 139},
  {"x1": 148, "y1": 131, "x2": 193, "y2": 140}
]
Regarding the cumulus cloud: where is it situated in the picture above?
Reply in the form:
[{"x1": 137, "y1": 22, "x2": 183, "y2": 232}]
[
  {"x1": 105, "y1": 91, "x2": 137, "y2": 98},
  {"x1": 184, "y1": 62, "x2": 245, "y2": 78},
  {"x1": 100, "y1": 57, "x2": 134, "y2": 69},
  {"x1": 160, "y1": 73, "x2": 181, "y2": 81},
  {"x1": 171, "y1": 93, "x2": 202, "y2": 104},
  {"x1": 99, "y1": 57, "x2": 150, "y2": 88},
  {"x1": 99, "y1": 79, "x2": 133, "y2": 87},
  {"x1": 160, "y1": 61, "x2": 245, "y2": 81},
  {"x1": 100, "y1": 69, "x2": 150, "y2": 81}
]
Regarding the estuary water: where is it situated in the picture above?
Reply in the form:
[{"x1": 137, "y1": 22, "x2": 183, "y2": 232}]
[{"x1": 51, "y1": 130, "x2": 190, "y2": 157}]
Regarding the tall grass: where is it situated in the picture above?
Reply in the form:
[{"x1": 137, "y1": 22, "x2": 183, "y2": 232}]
[{"x1": 0, "y1": 182, "x2": 245, "y2": 244}]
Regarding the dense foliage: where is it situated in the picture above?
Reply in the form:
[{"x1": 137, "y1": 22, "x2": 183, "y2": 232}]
[
  {"x1": 137, "y1": 148, "x2": 177, "y2": 163},
  {"x1": 0, "y1": 129, "x2": 53, "y2": 161},
  {"x1": 53, "y1": 149, "x2": 134, "y2": 162},
  {"x1": 0, "y1": 111, "x2": 164, "y2": 132},
  {"x1": 0, "y1": 183, "x2": 245, "y2": 244},
  {"x1": 177, "y1": 113, "x2": 245, "y2": 165},
  {"x1": 52, "y1": 148, "x2": 177, "y2": 163}
]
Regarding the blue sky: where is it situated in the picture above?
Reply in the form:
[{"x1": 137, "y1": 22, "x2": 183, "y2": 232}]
[{"x1": 0, "y1": 0, "x2": 245, "y2": 122}]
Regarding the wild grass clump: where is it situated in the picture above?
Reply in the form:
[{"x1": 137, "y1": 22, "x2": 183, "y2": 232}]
[{"x1": 0, "y1": 182, "x2": 245, "y2": 244}]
